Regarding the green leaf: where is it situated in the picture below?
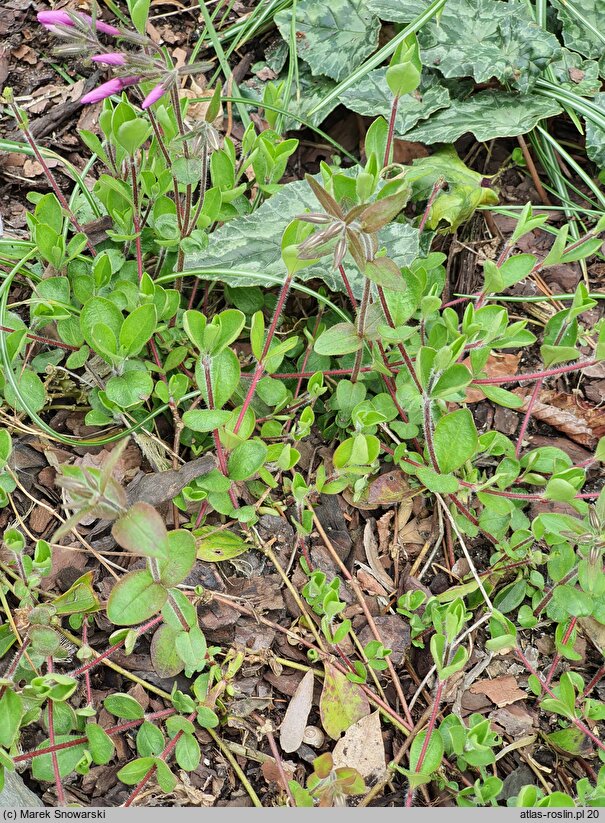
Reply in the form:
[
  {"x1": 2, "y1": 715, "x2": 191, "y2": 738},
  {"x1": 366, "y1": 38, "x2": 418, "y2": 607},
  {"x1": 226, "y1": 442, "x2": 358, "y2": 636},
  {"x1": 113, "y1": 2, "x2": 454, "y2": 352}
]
[
  {"x1": 175, "y1": 734, "x2": 201, "y2": 771},
  {"x1": 415, "y1": 465, "x2": 460, "y2": 493},
  {"x1": 175, "y1": 626, "x2": 207, "y2": 672},
  {"x1": 546, "y1": 726, "x2": 593, "y2": 757},
  {"x1": 157, "y1": 530, "x2": 196, "y2": 587},
  {"x1": 105, "y1": 367, "x2": 153, "y2": 408},
  {"x1": 315, "y1": 322, "x2": 361, "y2": 356},
  {"x1": 136, "y1": 721, "x2": 164, "y2": 757},
  {"x1": 339, "y1": 70, "x2": 450, "y2": 137},
  {"x1": 116, "y1": 118, "x2": 152, "y2": 155},
  {"x1": 553, "y1": 585, "x2": 593, "y2": 617},
  {"x1": 479, "y1": 384, "x2": 525, "y2": 409},
  {"x1": 104, "y1": 693, "x2": 145, "y2": 719},
  {"x1": 106, "y1": 569, "x2": 168, "y2": 626},
  {"x1": 227, "y1": 440, "x2": 268, "y2": 481},
  {"x1": 80, "y1": 297, "x2": 123, "y2": 349},
  {"x1": 551, "y1": 0, "x2": 605, "y2": 59},
  {"x1": 112, "y1": 502, "x2": 169, "y2": 560},
  {"x1": 196, "y1": 348, "x2": 240, "y2": 409},
  {"x1": 119, "y1": 304, "x2": 157, "y2": 357},
  {"x1": 274, "y1": 0, "x2": 380, "y2": 82},
  {"x1": 4, "y1": 368, "x2": 46, "y2": 413},
  {"x1": 31, "y1": 736, "x2": 87, "y2": 781},
  {"x1": 182, "y1": 409, "x2": 232, "y2": 432},
  {"x1": 85, "y1": 723, "x2": 115, "y2": 765},
  {"x1": 150, "y1": 624, "x2": 185, "y2": 678},
  {"x1": 185, "y1": 177, "x2": 419, "y2": 300},
  {"x1": 0, "y1": 690, "x2": 22, "y2": 748},
  {"x1": 403, "y1": 91, "x2": 562, "y2": 144},
  {"x1": 195, "y1": 529, "x2": 249, "y2": 562},
  {"x1": 409, "y1": 728, "x2": 444, "y2": 776},
  {"x1": 418, "y1": 0, "x2": 560, "y2": 93},
  {"x1": 319, "y1": 661, "x2": 370, "y2": 739},
  {"x1": 431, "y1": 364, "x2": 472, "y2": 399},
  {"x1": 117, "y1": 756, "x2": 155, "y2": 785},
  {"x1": 433, "y1": 408, "x2": 478, "y2": 474}
]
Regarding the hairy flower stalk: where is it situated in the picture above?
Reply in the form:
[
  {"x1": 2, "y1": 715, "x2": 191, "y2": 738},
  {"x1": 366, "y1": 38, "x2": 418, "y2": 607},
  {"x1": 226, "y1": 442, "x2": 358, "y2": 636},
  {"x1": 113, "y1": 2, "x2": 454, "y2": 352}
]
[{"x1": 37, "y1": 8, "x2": 212, "y2": 110}]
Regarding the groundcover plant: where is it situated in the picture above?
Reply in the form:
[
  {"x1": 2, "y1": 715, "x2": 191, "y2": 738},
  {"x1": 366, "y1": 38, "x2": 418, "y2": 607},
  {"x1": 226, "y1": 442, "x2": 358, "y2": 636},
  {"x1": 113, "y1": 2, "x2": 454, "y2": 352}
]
[{"x1": 0, "y1": 0, "x2": 604, "y2": 808}]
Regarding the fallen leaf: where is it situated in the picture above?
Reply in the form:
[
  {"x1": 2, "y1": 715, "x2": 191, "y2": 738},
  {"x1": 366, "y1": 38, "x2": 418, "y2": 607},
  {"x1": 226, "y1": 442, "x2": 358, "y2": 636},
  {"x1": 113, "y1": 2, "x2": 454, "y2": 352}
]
[
  {"x1": 332, "y1": 711, "x2": 386, "y2": 781},
  {"x1": 362, "y1": 520, "x2": 394, "y2": 590},
  {"x1": 515, "y1": 389, "x2": 604, "y2": 448},
  {"x1": 279, "y1": 670, "x2": 315, "y2": 753},
  {"x1": 464, "y1": 353, "x2": 521, "y2": 403},
  {"x1": 343, "y1": 469, "x2": 413, "y2": 510},
  {"x1": 320, "y1": 662, "x2": 370, "y2": 740},
  {"x1": 470, "y1": 675, "x2": 526, "y2": 707}
]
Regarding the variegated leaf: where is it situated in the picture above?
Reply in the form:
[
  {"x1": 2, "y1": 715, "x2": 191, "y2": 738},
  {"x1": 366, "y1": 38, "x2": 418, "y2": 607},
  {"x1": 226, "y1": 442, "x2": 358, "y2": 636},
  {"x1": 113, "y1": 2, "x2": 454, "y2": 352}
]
[
  {"x1": 274, "y1": 0, "x2": 380, "y2": 82},
  {"x1": 338, "y1": 70, "x2": 450, "y2": 136},
  {"x1": 403, "y1": 91, "x2": 562, "y2": 143}
]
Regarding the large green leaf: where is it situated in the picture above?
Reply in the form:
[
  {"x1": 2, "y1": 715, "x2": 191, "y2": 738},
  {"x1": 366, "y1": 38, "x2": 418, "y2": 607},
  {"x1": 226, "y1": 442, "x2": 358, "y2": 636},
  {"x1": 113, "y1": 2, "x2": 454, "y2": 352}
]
[
  {"x1": 274, "y1": 0, "x2": 380, "y2": 83},
  {"x1": 551, "y1": 0, "x2": 605, "y2": 60},
  {"x1": 185, "y1": 180, "x2": 419, "y2": 299},
  {"x1": 418, "y1": 0, "x2": 560, "y2": 93},
  {"x1": 366, "y1": 0, "x2": 429, "y2": 21},
  {"x1": 403, "y1": 91, "x2": 562, "y2": 143},
  {"x1": 338, "y1": 71, "x2": 450, "y2": 136}
]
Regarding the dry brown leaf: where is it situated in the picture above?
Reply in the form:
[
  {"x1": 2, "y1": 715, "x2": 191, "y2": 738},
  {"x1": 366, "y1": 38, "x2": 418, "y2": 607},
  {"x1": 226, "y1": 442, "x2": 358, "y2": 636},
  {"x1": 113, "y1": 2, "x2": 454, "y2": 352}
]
[
  {"x1": 470, "y1": 675, "x2": 526, "y2": 707},
  {"x1": 516, "y1": 388, "x2": 604, "y2": 447},
  {"x1": 332, "y1": 711, "x2": 387, "y2": 782},
  {"x1": 464, "y1": 353, "x2": 521, "y2": 403},
  {"x1": 343, "y1": 468, "x2": 413, "y2": 510},
  {"x1": 279, "y1": 669, "x2": 314, "y2": 753},
  {"x1": 362, "y1": 520, "x2": 394, "y2": 590}
]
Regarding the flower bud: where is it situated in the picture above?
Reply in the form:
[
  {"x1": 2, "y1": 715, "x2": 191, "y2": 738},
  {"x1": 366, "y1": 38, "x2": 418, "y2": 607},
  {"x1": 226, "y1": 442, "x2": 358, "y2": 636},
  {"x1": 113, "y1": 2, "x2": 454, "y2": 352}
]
[
  {"x1": 91, "y1": 52, "x2": 127, "y2": 66},
  {"x1": 81, "y1": 75, "x2": 139, "y2": 104},
  {"x1": 141, "y1": 83, "x2": 167, "y2": 109}
]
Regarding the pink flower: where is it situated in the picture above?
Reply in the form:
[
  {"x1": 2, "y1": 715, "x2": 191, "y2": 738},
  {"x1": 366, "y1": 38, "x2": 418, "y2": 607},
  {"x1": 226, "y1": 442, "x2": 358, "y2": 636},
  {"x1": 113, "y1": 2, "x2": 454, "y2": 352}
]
[
  {"x1": 141, "y1": 83, "x2": 167, "y2": 109},
  {"x1": 37, "y1": 9, "x2": 120, "y2": 36},
  {"x1": 91, "y1": 52, "x2": 127, "y2": 66},
  {"x1": 80, "y1": 75, "x2": 139, "y2": 104}
]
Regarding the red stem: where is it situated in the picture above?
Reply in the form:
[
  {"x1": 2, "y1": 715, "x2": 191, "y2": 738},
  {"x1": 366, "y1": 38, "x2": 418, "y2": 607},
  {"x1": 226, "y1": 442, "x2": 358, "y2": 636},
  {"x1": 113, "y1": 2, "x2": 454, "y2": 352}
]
[
  {"x1": 69, "y1": 615, "x2": 163, "y2": 678},
  {"x1": 202, "y1": 356, "x2": 239, "y2": 509},
  {"x1": 233, "y1": 274, "x2": 293, "y2": 434},
  {"x1": 131, "y1": 159, "x2": 144, "y2": 284},
  {"x1": 545, "y1": 617, "x2": 577, "y2": 687},
  {"x1": 123, "y1": 711, "x2": 197, "y2": 806},
  {"x1": 515, "y1": 647, "x2": 605, "y2": 754},
  {"x1": 14, "y1": 710, "x2": 176, "y2": 763},
  {"x1": 47, "y1": 658, "x2": 66, "y2": 804},
  {"x1": 405, "y1": 680, "x2": 444, "y2": 807},
  {"x1": 0, "y1": 327, "x2": 78, "y2": 352},
  {"x1": 383, "y1": 95, "x2": 399, "y2": 167}
]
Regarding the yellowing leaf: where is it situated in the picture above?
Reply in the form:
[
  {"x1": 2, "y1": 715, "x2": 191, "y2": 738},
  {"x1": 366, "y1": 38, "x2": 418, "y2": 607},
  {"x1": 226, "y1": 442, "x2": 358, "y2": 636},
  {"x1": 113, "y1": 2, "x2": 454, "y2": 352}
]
[{"x1": 319, "y1": 662, "x2": 370, "y2": 740}]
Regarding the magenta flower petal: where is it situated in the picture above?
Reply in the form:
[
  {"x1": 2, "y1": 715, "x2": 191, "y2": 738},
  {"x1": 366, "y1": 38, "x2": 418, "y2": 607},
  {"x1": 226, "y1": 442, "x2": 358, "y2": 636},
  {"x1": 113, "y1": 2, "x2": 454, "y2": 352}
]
[
  {"x1": 37, "y1": 10, "x2": 73, "y2": 28},
  {"x1": 37, "y1": 9, "x2": 120, "y2": 35},
  {"x1": 80, "y1": 78, "x2": 123, "y2": 104},
  {"x1": 141, "y1": 84, "x2": 167, "y2": 109},
  {"x1": 81, "y1": 13, "x2": 121, "y2": 36},
  {"x1": 91, "y1": 52, "x2": 127, "y2": 66}
]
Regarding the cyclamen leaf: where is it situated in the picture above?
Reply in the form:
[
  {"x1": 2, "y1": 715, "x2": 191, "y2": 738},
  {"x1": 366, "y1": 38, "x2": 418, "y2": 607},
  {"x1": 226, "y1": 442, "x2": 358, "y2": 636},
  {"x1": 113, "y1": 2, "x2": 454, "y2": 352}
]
[
  {"x1": 418, "y1": 0, "x2": 560, "y2": 93},
  {"x1": 338, "y1": 70, "x2": 450, "y2": 138},
  {"x1": 274, "y1": 0, "x2": 380, "y2": 83},
  {"x1": 403, "y1": 91, "x2": 562, "y2": 144},
  {"x1": 551, "y1": 0, "x2": 605, "y2": 59},
  {"x1": 185, "y1": 178, "x2": 419, "y2": 300}
]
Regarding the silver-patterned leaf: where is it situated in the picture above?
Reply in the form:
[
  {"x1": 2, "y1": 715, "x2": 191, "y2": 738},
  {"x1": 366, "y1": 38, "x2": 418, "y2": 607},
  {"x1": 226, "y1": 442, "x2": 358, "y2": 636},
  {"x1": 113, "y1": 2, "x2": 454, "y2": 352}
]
[
  {"x1": 551, "y1": 0, "x2": 605, "y2": 60},
  {"x1": 338, "y1": 70, "x2": 450, "y2": 136},
  {"x1": 274, "y1": 0, "x2": 380, "y2": 82},
  {"x1": 418, "y1": 0, "x2": 561, "y2": 93},
  {"x1": 585, "y1": 93, "x2": 605, "y2": 169},
  {"x1": 185, "y1": 179, "x2": 419, "y2": 299},
  {"x1": 403, "y1": 91, "x2": 562, "y2": 143},
  {"x1": 366, "y1": 0, "x2": 430, "y2": 21},
  {"x1": 550, "y1": 49, "x2": 602, "y2": 96}
]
